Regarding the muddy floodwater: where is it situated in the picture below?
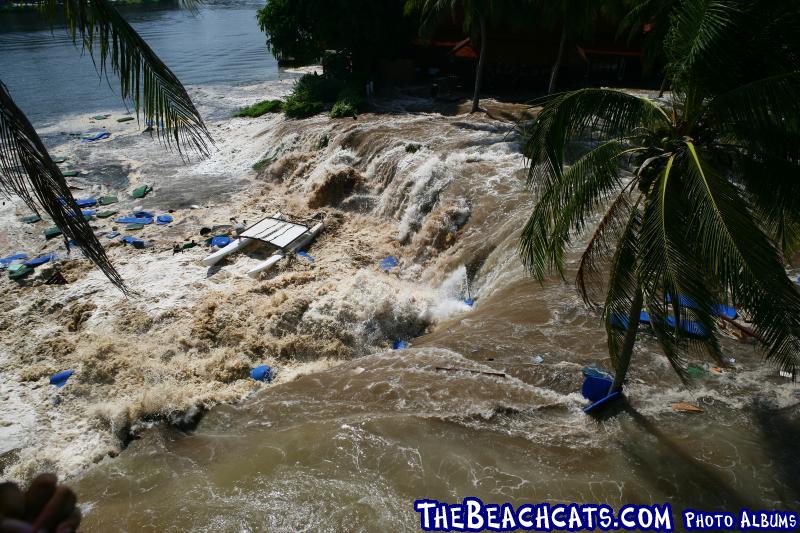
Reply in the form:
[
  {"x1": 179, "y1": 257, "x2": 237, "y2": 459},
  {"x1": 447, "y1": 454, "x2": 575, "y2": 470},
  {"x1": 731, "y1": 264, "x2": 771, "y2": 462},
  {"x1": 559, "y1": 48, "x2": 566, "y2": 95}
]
[{"x1": 0, "y1": 1, "x2": 799, "y2": 532}]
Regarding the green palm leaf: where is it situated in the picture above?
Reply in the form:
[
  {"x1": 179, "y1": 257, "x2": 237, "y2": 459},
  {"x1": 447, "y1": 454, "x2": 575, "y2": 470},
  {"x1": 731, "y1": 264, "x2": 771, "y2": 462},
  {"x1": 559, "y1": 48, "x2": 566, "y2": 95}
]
[
  {"x1": 0, "y1": 82, "x2": 126, "y2": 292},
  {"x1": 576, "y1": 188, "x2": 638, "y2": 306},
  {"x1": 523, "y1": 89, "x2": 669, "y2": 192},
  {"x1": 682, "y1": 142, "x2": 800, "y2": 373},
  {"x1": 42, "y1": 0, "x2": 212, "y2": 156}
]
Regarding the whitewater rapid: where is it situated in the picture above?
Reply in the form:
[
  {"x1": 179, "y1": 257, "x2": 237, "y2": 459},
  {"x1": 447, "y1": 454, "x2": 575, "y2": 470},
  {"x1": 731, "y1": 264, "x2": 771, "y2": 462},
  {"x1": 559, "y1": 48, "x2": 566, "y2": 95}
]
[{"x1": 0, "y1": 78, "x2": 798, "y2": 530}]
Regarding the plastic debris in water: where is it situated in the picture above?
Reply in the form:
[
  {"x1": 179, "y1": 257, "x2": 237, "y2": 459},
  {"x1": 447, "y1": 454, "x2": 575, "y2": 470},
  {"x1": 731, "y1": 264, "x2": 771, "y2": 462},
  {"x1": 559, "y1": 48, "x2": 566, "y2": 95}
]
[
  {"x1": 379, "y1": 256, "x2": 399, "y2": 272},
  {"x1": 0, "y1": 253, "x2": 28, "y2": 265},
  {"x1": 250, "y1": 365, "x2": 274, "y2": 383},
  {"x1": 671, "y1": 402, "x2": 703, "y2": 413},
  {"x1": 133, "y1": 211, "x2": 155, "y2": 219},
  {"x1": 81, "y1": 131, "x2": 111, "y2": 143},
  {"x1": 210, "y1": 236, "x2": 232, "y2": 248},
  {"x1": 393, "y1": 340, "x2": 408, "y2": 350},
  {"x1": 23, "y1": 254, "x2": 55, "y2": 268},
  {"x1": 130, "y1": 184, "x2": 152, "y2": 199},
  {"x1": 297, "y1": 251, "x2": 314, "y2": 262},
  {"x1": 156, "y1": 215, "x2": 173, "y2": 225},
  {"x1": 464, "y1": 298, "x2": 474, "y2": 307},
  {"x1": 121, "y1": 236, "x2": 145, "y2": 249},
  {"x1": 106, "y1": 231, "x2": 120, "y2": 239},
  {"x1": 50, "y1": 370, "x2": 74, "y2": 388},
  {"x1": 532, "y1": 355, "x2": 545, "y2": 364}
]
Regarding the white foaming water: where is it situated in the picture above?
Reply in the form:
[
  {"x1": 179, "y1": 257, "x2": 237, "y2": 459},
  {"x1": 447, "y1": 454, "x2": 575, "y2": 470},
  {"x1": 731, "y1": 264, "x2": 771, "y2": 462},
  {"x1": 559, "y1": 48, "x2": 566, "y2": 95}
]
[{"x1": 1, "y1": 73, "x2": 798, "y2": 531}]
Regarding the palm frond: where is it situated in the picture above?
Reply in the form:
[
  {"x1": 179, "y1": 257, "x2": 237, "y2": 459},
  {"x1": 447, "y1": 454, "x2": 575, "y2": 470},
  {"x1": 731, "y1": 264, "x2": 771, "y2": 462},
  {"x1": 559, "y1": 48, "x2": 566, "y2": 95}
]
[
  {"x1": 665, "y1": 0, "x2": 743, "y2": 99},
  {"x1": 602, "y1": 205, "x2": 641, "y2": 371},
  {"x1": 39, "y1": 0, "x2": 212, "y2": 157},
  {"x1": 683, "y1": 141, "x2": 800, "y2": 373},
  {"x1": 0, "y1": 82, "x2": 126, "y2": 292},
  {"x1": 576, "y1": 188, "x2": 638, "y2": 306},
  {"x1": 733, "y1": 152, "x2": 800, "y2": 257},
  {"x1": 522, "y1": 89, "x2": 669, "y2": 194},
  {"x1": 706, "y1": 72, "x2": 800, "y2": 161},
  {"x1": 519, "y1": 140, "x2": 633, "y2": 281}
]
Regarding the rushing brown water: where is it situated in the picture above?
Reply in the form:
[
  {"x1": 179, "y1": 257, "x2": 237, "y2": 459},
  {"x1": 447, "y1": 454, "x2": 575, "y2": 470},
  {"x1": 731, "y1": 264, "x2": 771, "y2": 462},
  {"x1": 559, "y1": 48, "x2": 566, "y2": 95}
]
[{"x1": 57, "y1": 96, "x2": 800, "y2": 531}]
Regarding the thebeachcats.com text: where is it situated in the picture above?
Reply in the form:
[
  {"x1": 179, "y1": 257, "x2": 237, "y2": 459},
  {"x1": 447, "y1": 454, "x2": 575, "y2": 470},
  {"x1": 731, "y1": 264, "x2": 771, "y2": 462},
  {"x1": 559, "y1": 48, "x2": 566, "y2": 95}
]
[{"x1": 413, "y1": 499, "x2": 799, "y2": 532}]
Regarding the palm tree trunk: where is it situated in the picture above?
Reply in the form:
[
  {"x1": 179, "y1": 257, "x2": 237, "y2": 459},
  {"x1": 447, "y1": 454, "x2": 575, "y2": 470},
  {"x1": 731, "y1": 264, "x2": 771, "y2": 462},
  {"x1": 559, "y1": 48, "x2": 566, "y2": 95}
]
[
  {"x1": 547, "y1": 21, "x2": 567, "y2": 94},
  {"x1": 471, "y1": 15, "x2": 487, "y2": 113},
  {"x1": 657, "y1": 76, "x2": 668, "y2": 98},
  {"x1": 611, "y1": 288, "x2": 644, "y2": 392}
]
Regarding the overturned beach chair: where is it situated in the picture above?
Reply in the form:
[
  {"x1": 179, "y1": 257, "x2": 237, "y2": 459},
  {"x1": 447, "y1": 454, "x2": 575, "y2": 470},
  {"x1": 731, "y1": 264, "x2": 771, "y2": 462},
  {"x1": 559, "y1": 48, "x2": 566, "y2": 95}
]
[{"x1": 202, "y1": 213, "x2": 324, "y2": 277}]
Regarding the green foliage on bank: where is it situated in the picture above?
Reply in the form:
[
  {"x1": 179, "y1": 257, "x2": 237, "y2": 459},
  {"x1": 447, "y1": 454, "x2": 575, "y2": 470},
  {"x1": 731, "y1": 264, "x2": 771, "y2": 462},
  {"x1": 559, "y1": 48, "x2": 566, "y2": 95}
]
[
  {"x1": 235, "y1": 99, "x2": 283, "y2": 118},
  {"x1": 281, "y1": 74, "x2": 367, "y2": 119},
  {"x1": 256, "y1": 0, "x2": 414, "y2": 73}
]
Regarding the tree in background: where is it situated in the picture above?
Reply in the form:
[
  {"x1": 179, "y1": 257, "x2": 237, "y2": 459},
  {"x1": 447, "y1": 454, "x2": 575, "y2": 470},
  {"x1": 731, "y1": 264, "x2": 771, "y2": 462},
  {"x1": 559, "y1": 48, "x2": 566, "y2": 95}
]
[
  {"x1": 405, "y1": 0, "x2": 503, "y2": 113},
  {"x1": 618, "y1": 0, "x2": 680, "y2": 96},
  {"x1": 0, "y1": 0, "x2": 212, "y2": 291},
  {"x1": 520, "y1": 0, "x2": 800, "y2": 392},
  {"x1": 257, "y1": 0, "x2": 414, "y2": 75},
  {"x1": 545, "y1": 0, "x2": 628, "y2": 94}
]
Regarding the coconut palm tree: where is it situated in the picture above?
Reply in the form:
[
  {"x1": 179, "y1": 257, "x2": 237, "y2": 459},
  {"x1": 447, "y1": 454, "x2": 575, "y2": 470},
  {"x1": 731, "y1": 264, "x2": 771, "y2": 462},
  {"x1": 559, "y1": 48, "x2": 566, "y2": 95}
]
[
  {"x1": 405, "y1": 0, "x2": 498, "y2": 113},
  {"x1": 520, "y1": 0, "x2": 800, "y2": 392},
  {"x1": 0, "y1": 0, "x2": 213, "y2": 291}
]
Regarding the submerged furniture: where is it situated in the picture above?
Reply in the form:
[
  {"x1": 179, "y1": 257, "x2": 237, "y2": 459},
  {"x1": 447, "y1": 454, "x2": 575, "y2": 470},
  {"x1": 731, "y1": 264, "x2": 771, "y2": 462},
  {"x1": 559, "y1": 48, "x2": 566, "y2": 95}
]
[{"x1": 202, "y1": 213, "x2": 324, "y2": 278}]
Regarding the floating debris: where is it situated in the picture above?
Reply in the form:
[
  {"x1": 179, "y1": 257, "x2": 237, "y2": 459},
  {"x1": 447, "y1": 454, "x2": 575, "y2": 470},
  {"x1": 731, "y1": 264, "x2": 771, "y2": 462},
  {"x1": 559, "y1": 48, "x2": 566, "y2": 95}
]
[
  {"x1": 435, "y1": 366, "x2": 506, "y2": 378},
  {"x1": 297, "y1": 250, "x2": 314, "y2": 262},
  {"x1": 156, "y1": 214, "x2": 173, "y2": 225},
  {"x1": 92, "y1": 114, "x2": 111, "y2": 120},
  {"x1": 393, "y1": 340, "x2": 407, "y2": 350},
  {"x1": 671, "y1": 402, "x2": 704, "y2": 413},
  {"x1": 209, "y1": 235, "x2": 232, "y2": 248},
  {"x1": 98, "y1": 196, "x2": 119, "y2": 206},
  {"x1": 116, "y1": 216, "x2": 153, "y2": 225},
  {"x1": 23, "y1": 254, "x2": 55, "y2": 267},
  {"x1": 250, "y1": 365, "x2": 274, "y2": 383},
  {"x1": 121, "y1": 236, "x2": 145, "y2": 249},
  {"x1": 61, "y1": 170, "x2": 79, "y2": 177},
  {"x1": 131, "y1": 184, "x2": 152, "y2": 199},
  {"x1": 8, "y1": 264, "x2": 33, "y2": 279},
  {"x1": 96, "y1": 210, "x2": 118, "y2": 219},
  {"x1": 20, "y1": 214, "x2": 41, "y2": 224},
  {"x1": 0, "y1": 253, "x2": 27, "y2": 265},
  {"x1": 50, "y1": 370, "x2": 74, "y2": 388},
  {"x1": 81, "y1": 131, "x2": 111, "y2": 142},
  {"x1": 44, "y1": 227, "x2": 62, "y2": 240},
  {"x1": 117, "y1": 116, "x2": 135, "y2": 123},
  {"x1": 379, "y1": 256, "x2": 399, "y2": 272}
]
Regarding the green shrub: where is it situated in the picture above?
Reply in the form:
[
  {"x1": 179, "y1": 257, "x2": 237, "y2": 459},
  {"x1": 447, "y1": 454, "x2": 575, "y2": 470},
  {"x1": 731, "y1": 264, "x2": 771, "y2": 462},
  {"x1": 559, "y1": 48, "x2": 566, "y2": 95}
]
[
  {"x1": 330, "y1": 101, "x2": 357, "y2": 118},
  {"x1": 293, "y1": 74, "x2": 344, "y2": 102},
  {"x1": 235, "y1": 99, "x2": 283, "y2": 118},
  {"x1": 283, "y1": 96, "x2": 324, "y2": 118}
]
